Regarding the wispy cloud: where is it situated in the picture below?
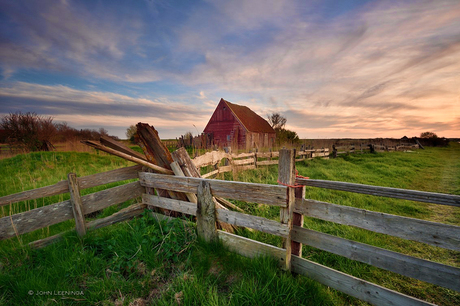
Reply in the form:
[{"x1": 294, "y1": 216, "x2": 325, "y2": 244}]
[{"x1": 0, "y1": 0, "x2": 459, "y2": 138}]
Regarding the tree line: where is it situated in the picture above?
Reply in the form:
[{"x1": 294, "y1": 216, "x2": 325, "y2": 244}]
[{"x1": 0, "y1": 112, "x2": 115, "y2": 152}]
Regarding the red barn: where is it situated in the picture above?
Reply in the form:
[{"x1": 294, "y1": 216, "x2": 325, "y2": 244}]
[{"x1": 203, "y1": 98, "x2": 276, "y2": 150}]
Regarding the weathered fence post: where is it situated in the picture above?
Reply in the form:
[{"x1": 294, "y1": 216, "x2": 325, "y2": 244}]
[
  {"x1": 254, "y1": 149, "x2": 258, "y2": 168},
  {"x1": 196, "y1": 181, "x2": 217, "y2": 242},
  {"x1": 278, "y1": 149, "x2": 296, "y2": 270},
  {"x1": 68, "y1": 173, "x2": 86, "y2": 237}
]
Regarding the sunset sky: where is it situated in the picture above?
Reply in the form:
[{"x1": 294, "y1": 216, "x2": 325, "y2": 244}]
[{"x1": 1, "y1": 0, "x2": 459, "y2": 139}]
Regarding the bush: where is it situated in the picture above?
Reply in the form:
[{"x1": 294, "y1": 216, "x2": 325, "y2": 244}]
[{"x1": 0, "y1": 112, "x2": 56, "y2": 152}]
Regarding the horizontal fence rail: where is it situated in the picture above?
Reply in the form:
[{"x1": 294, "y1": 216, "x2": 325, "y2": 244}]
[
  {"x1": 295, "y1": 178, "x2": 460, "y2": 207},
  {"x1": 291, "y1": 226, "x2": 460, "y2": 292},
  {"x1": 138, "y1": 172, "x2": 287, "y2": 207},
  {"x1": 294, "y1": 198, "x2": 460, "y2": 251}
]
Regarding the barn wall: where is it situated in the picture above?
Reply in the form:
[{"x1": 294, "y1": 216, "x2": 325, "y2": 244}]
[{"x1": 203, "y1": 100, "x2": 245, "y2": 148}]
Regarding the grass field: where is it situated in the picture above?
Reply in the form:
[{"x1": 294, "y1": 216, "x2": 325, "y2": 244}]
[{"x1": 0, "y1": 143, "x2": 459, "y2": 305}]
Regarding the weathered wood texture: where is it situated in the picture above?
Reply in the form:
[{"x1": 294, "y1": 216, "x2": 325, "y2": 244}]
[
  {"x1": 136, "y1": 124, "x2": 189, "y2": 207},
  {"x1": 278, "y1": 149, "x2": 296, "y2": 270},
  {"x1": 29, "y1": 203, "x2": 147, "y2": 248},
  {"x1": 291, "y1": 256, "x2": 435, "y2": 306},
  {"x1": 138, "y1": 172, "x2": 287, "y2": 207},
  {"x1": 100, "y1": 135, "x2": 146, "y2": 161},
  {"x1": 170, "y1": 161, "x2": 198, "y2": 203},
  {"x1": 216, "y1": 209, "x2": 289, "y2": 237},
  {"x1": 68, "y1": 173, "x2": 86, "y2": 237},
  {"x1": 82, "y1": 140, "x2": 173, "y2": 175},
  {"x1": 196, "y1": 181, "x2": 217, "y2": 242},
  {"x1": 217, "y1": 230, "x2": 286, "y2": 266},
  {"x1": 295, "y1": 178, "x2": 460, "y2": 207},
  {"x1": 86, "y1": 203, "x2": 146, "y2": 231},
  {"x1": 291, "y1": 186, "x2": 305, "y2": 256},
  {"x1": 218, "y1": 229, "x2": 434, "y2": 305},
  {"x1": 0, "y1": 182, "x2": 144, "y2": 240},
  {"x1": 291, "y1": 226, "x2": 460, "y2": 292},
  {"x1": 295, "y1": 198, "x2": 460, "y2": 252},
  {"x1": 0, "y1": 165, "x2": 142, "y2": 207},
  {"x1": 143, "y1": 194, "x2": 288, "y2": 237}
]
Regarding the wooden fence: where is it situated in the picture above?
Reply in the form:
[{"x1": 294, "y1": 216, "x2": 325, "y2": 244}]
[
  {"x1": 1, "y1": 149, "x2": 459, "y2": 305},
  {"x1": 332, "y1": 143, "x2": 420, "y2": 157},
  {"x1": 0, "y1": 165, "x2": 145, "y2": 248},
  {"x1": 193, "y1": 148, "x2": 329, "y2": 178},
  {"x1": 140, "y1": 149, "x2": 460, "y2": 306}
]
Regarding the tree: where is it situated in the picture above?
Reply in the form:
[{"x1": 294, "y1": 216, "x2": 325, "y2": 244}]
[
  {"x1": 126, "y1": 125, "x2": 137, "y2": 142},
  {"x1": 267, "y1": 113, "x2": 287, "y2": 130},
  {"x1": 420, "y1": 131, "x2": 438, "y2": 139}
]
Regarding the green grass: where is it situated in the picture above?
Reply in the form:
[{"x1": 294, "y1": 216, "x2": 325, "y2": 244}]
[
  {"x1": 1, "y1": 143, "x2": 459, "y2": 305},
  {"x1": 221, "y1": 142, "x2": 460, "y2": 305}
]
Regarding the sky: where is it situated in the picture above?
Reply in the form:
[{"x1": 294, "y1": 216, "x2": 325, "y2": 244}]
[{"x1": 0, "y1": 0, "x2": 459, "y2": 139}]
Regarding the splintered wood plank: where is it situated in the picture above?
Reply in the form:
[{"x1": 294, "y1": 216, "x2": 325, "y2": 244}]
[
  {"x1": 82, "y1": 140, "x2": 173, "y2": 174},
  {"x1": 138, "y1": 172, "x2": 287, "y2": 207},
  {"x1": 100, "y1": 135, "x2": 147, "y2": 161}
]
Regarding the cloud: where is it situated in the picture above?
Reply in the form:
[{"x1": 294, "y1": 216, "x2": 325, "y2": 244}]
[{"x1": 0, "y1": 82, "x2": 212, "y2": 138}]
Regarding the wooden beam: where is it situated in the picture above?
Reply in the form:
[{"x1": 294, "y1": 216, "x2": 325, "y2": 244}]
[
  {"x1": 278, "y1": 149, "x2": 296, "y2": 270},
  {"x1": 100, "y1": 135, "x2": 146, "y2": 161},
  {"x1": 82, "y1": 140, "x2": 173, "y2": 175},
  {"x1": 196, "y1": 181, "x2": 217, "y2": 242},
  {"x1": 295, "y1": 198, "x2": 460, "y2": 252},
  {"x1": 295, "y1": 178, "x2": 460, "y2": 207},
  {"x1": 68, "y1": 173, "x2": 86, "y2": 237},
  {"x1": 291, "y1": 256, "x2": 436, "y2": 306}
]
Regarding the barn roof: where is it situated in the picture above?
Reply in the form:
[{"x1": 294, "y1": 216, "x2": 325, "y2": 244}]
[{"x1": 222, "y1": 99, "x2": 275, "y2": 134}]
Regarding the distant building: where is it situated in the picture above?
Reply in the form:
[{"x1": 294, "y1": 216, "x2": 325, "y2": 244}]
[{"x1": 203, "y1": 98, "x2": 276, "y2": 150}]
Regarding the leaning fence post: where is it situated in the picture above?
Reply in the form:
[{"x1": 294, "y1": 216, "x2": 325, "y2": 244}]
[
  {"x1": 196, "y1": 181, "x2": 217, "y2": 242},
  {"x1": 278, "y1": 149, "x2": 296, "y2": 270},
  {"x1": 68, "y1": 173, "x2": 86, "y2": 237}
]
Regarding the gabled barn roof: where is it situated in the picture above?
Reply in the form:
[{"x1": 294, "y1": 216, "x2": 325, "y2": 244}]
[{"x1": 222, "y1": 99, "x2": 275, "y2": 133}]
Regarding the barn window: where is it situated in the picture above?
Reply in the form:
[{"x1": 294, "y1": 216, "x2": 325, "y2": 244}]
[{"x1": 227, "y1": 135, "x2": 230, "y2": 141}]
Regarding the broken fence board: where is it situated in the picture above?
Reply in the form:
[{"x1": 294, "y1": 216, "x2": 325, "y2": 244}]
[
  {"x1": 291, "y1": 226, "x2": 460, "y2": 292},
  {"x1": 138, "y1": 172, "x2": 287, "y2": 207},
  {"x1": 295, "y1": 198, "x2": 460, "y2": 252}
]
